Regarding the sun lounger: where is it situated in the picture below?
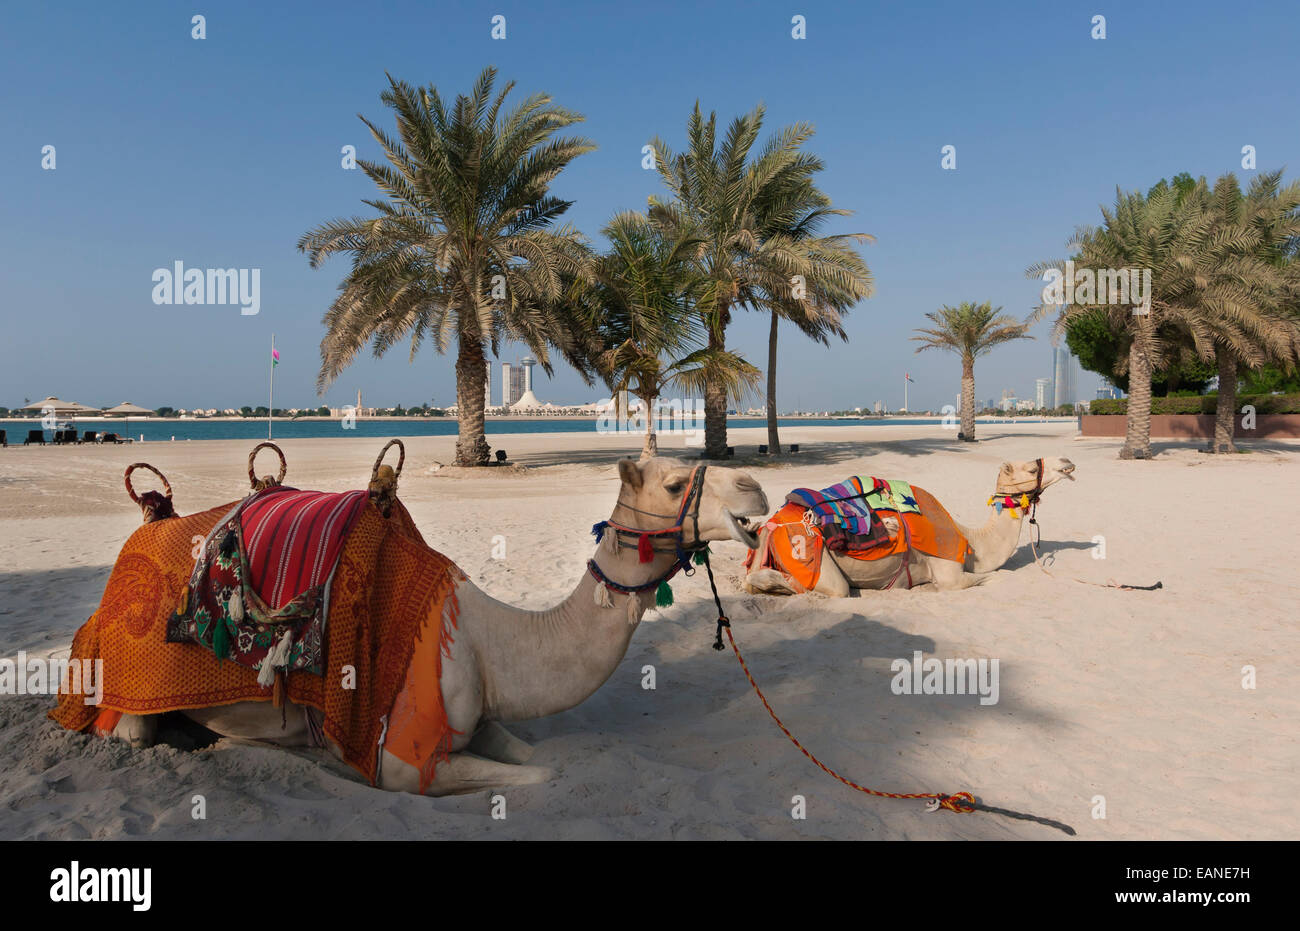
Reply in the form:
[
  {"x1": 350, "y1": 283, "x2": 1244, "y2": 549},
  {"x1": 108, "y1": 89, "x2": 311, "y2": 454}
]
[
  {"x1": 24, "y1": 429, "x2": 46, "y2": 445},
  {"x1": 0, "y1": 430, "x2": 7, "y2": 447},
  {"x1": 100, "y1": 432, "x2": 132, "y2": 444},
  {"x1": 82, "y1": 430, "x2": 97, "y2": 443}
]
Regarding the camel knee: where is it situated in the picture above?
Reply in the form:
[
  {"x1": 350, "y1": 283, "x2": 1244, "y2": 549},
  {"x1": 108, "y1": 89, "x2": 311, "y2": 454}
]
[{"x1": 112, "y1": 713, "x2": 157, "y2": 748}]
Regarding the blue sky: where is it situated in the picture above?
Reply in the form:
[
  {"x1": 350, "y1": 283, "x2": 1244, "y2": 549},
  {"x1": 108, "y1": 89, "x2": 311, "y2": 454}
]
[{"x1": 2, "y1": 0, "x2": 1296, "y2": 412}]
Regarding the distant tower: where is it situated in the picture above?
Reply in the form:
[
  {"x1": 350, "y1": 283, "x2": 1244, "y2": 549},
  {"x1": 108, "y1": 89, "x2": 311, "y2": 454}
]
[
  {"x1": 1035, "y1": 377, "x2": 1053, "y2": 410},
  {"x1": 501, "y1": 363, "x2": 512, "y2": 408},
  {"x1": 1053, "y1": 347, "x2": 1075, "y2": 409},
  {"x1": 520, "y1": 356, "x2": 537, "y2": 393},
  {"x1": 356, "y1": 389, "x2": 362, "y2": 418}
]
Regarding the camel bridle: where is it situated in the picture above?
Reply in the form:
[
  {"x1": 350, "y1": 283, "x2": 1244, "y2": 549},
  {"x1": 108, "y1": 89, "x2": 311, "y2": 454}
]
[{"x1": 588, "y1": 464, "x2": 711, "y2": 595}]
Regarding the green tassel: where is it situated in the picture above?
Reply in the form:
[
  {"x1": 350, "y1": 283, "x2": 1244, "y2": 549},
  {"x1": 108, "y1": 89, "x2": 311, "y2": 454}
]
[
  {"x1": 655, "y1": 580, "x2": 674, "y2": 607},
  {"x1": 693, "y1": 547, "x2": 710, "y2": 566},
  {"x1": 212, "y1": 614, "x2": 230, "y2": 662}
]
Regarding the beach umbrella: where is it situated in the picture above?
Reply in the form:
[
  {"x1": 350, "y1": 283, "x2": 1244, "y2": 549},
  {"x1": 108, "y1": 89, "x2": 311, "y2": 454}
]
[
  {"x1": 20, "y1": 397, "x2": 103, "y2": 416},
  {"x1": 102, "y1": 401, "x2": 156, "y2": 417}
]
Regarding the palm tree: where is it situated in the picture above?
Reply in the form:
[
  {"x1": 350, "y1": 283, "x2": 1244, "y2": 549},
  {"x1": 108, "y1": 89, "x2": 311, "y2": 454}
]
[
  {"x1": 582, "y1": 212, "x2": 760, "y2": 457},
  {"x1": 299, "y1": 67, "x2": 595, "y2": 466},
  {"x1": 1193, "y1": 171, "x2": 1300, "y2": 453},
  {"x1": 1028, "y1": 183, "x2": 1215, "y2": 459},
  {"x1": 911, "y1": 302, "x2": 1032, "y2": 441},
  {"x1": 648, "y1": 104, "x2": 871, "y2": 458},
  {"x1": 755, "y1": 179, "x2": 873, "y2": 453}
]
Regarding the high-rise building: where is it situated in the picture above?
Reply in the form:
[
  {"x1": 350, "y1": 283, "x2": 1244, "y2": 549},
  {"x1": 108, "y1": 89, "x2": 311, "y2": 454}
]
[
  {"x1": 501, "y1": 363, "x2": 513, "y2": 408},
  {"x1": 520, "y1": 356, "x2": 537, "y2": 393},
  {"x1": 1053, "y1": 347, "x2": 1076, "y2": 409},
  {"x1": 1035, "y1": 377, "x2": 1053, "y2": 410}
]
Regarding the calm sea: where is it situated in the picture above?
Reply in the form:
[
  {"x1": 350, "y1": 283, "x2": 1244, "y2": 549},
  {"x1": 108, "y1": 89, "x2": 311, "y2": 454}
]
[{"x1": 0, "y1": 416, "x2": 1049, "y2": 443}]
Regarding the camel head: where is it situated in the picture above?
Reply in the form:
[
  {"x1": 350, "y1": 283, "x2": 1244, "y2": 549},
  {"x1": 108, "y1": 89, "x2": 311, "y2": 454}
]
[
  {"x1": 993, "y1": 457, "x2": 1077, "y2": 497},
  {"x1": 614, "y1": 457, "x2": 769, "y2": 549}
]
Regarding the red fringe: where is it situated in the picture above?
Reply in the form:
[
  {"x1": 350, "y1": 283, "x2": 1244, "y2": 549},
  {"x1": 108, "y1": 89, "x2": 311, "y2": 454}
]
[{"x1": 638, "y1": 533, "x2": 653, "y2": 563}]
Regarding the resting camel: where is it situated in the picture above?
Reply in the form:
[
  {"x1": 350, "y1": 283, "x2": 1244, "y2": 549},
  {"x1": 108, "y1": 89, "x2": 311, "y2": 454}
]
[
  {"x1": 744, "y1": 457, "x2": 1076, "y2": 596},
  {"x1": 110, "y1": 457, "x2": 768, "y2": 795}
]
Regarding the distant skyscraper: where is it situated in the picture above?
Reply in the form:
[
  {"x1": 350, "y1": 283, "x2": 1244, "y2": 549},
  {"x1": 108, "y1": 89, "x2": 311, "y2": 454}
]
[
  {"x1": 520, "y1": 356, "x2": 537, "y2": 393},
  {"x1": 1035, "y1": 377, "x2": 1053, "y2": 410},
  {"x1": 1053, "y1": 347, "x2": 1076, "y2": 409},
  {"x1": 501, "y1": 363, "x2": 512, "y2": 408}
]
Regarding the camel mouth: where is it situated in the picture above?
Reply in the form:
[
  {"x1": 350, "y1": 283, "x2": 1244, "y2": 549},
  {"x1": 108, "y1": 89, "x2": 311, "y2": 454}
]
[
  {"x1": 724, "y1": 509, "x2": 761, "y2": 549},
  {"x1": 1060, "y1": 463, "x2": 1076, "y2": 480}
]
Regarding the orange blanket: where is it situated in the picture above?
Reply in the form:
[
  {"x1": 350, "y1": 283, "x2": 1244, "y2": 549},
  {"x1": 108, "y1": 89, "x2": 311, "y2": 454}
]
[
  {"x1": 50, "y1": 498, "x2": 462, "y2": 787},
  {"x1": 745, "y1": 484, "x2": 972, "y2": 591}
]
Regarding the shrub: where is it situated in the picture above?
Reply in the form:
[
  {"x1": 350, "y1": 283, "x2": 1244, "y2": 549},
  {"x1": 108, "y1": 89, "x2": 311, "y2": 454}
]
[{"x1": 1087, "y1": 393, "x2": 1300, "y2": 415}]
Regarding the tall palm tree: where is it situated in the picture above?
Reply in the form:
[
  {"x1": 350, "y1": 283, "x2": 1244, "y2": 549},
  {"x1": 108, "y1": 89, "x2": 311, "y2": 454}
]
[
  {"x1": 1192, "y1": 171, "x2": 1300, "y2": 453},
  {"x1": 582, "y1": 212, "x2": 760, "y2": 457},
  {"x1": 755, "y1": 179, "x2": 873, "y2": 453},
  {"x1": 1028, "y1": 183, "x2": 1215, "y2": 459},
  {"x1": 299, "y1": 67, "x2": 595, "y2": 466},
  {"x1": 911, "y1": 302, "x2": 1032, "y2": 441},
  {"x1": 648, "y1": 104, "x2": 871, "y2": 458}
]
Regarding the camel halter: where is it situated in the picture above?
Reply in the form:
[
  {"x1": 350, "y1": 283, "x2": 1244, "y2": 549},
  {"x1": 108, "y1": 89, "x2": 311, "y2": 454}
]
[{"x1": 588, "y1": 464, "x2": 711, "y2": 606}]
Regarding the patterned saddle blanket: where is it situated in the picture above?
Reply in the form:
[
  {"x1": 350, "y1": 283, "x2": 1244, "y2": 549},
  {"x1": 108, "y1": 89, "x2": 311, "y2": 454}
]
[
  {"x1": 784, "y1": 477, "x2": 921, "y2": 551},
  {"x1": 166, "y1": 487, "x2": 369, "y2": 677}
]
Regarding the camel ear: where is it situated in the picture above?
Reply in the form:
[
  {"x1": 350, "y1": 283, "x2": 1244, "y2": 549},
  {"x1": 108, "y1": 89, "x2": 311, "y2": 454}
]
[{"x1": 618, "y1": 458, "x2": 643, "y2": 490}]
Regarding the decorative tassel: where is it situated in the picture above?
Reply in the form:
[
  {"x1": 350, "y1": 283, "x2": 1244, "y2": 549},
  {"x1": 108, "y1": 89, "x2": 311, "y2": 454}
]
[
  {"x1": 994, "y1": 501, "x2": 1003, "y2": 514},
  {"x1": 1020, "y1": 494, "x2": 1030, "y2": 509},
  {"x1": 656, "y1": 580, "x2": 674, "y2": 607},
  {"x1": 626, "y1": 592, "x2": 640, "y2": 625},
  {"x1": 604, "y1": 529, "x2": 618, "y2": 555},
  {"x1": 593, "y1": 583, "x2": 613, "y2": 608},
  {"x1": 212, "y1": 616, "x2": 229, "y2": 662},
  {"x1": 273, "y1": 671, "x2": 285, "y2": 708},
  {"x1": 693, "y1": 547, "x2": 710, "y2": 565},
  {"x1": 1010, "y1": 508, "x2": 1021, "y2": 520},
  {"x1": 228, "y1": 590, "x2": 244, "y2": 623},
  {"x1": 637, "y1": 533, "x2": 654, "y2": 563},
  {"x1": 591, "y1": 522, "x2": 605, "y2": 543},
  {"x1": 258, "y1": 628, "x2": 293, "y2": 688}
]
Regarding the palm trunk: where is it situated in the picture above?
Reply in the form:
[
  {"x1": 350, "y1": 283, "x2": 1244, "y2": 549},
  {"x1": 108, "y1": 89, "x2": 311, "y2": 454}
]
[
  {"x1": 703, "y1": 305, "x2": 730, "y2": 459},
  {"x1": 454, "y1": 336, "x2": 491, "y2": 466},
  {"x1": 766, "y1": 311, "x2": 781, "y2": 454},
  {"x1": 641, "y1": 390, "x2": 658, "y2": 459},
  {"x1": 960, "y1": 355, "x2": 976, "y2": 441},
  {"x1": 1211, "y1": 349, "x2": 1237, "y2": 454},
  {"x1": 1120, "y1": 321, "x2": 1153, "y2": 460}
]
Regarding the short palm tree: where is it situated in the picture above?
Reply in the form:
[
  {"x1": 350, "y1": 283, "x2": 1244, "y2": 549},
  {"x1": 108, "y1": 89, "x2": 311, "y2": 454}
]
[
  {"x1": 1192, "y1": 171, "x2": 1300, "y2": 453},
  {"x1": 583, "y1": 212, "x2": 760, "y2": 458},
  {"x1": 648, "y1": 104, "x2": 871, "y2": 458},
  {"x1": 299, "y1": 67, "x2": 595, "y2": 466},
  {"x1": 912, "y1": 302, "x2": 1032, "y2": 441},
  {"x1": 1028, "y1": 183, "x2": 1214, "y2": 459}
]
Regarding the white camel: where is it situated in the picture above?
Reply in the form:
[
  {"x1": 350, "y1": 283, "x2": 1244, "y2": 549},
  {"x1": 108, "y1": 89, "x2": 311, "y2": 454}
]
[
  {"x1": 744, "y1": 457, "x2": 1076, "y2": 596},
  {"x1": 110, "y1": 457, "x2": 768, "y2": 795}
]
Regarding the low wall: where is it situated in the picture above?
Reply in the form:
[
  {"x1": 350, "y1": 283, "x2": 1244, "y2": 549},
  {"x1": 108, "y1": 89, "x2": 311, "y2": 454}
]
[{"x1": 1080, "y1": 413, "x2": 1300, "y2": 439}]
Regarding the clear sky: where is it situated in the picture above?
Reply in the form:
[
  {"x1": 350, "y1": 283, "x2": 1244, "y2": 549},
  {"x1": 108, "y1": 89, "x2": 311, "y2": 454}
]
[{"x1": 2, "y1": 0, "x2": 1296, "y2": 413}]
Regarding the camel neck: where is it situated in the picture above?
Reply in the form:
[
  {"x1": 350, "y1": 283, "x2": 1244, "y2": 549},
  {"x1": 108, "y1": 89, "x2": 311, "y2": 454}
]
[
  {"x1": 473, "y1": 540, "x2": 679, "y2": 723},
  {"x1": 962, "y1": 505, "x2": 1026, "y2": 573}
]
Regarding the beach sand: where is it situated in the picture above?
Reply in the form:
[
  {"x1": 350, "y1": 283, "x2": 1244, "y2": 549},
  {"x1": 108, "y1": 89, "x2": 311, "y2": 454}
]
[{"x1": 1, "y1": 422, "x2": 1296, "y2": 839}]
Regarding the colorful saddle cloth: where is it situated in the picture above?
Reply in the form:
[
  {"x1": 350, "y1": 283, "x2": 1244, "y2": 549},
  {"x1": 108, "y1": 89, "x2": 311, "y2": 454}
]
[
  {"x1": 746, "y1": 482, "x2": 972, "y2": 591},
  {"x1": 165, "y1": 487, "x2": 369, "y2": 678},
  {"x1": 784, "y1": 477, "x2": 921, "y2": 552},
  {"x1": 50, "y1": 496, "x2": 463, "y2": 786}
]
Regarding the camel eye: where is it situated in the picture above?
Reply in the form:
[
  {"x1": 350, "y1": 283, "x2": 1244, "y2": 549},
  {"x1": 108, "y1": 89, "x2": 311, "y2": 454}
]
[
  {"x1": 1029, "y1": 465, "x2": 1039, "y2": 473},
  {"x1": 665, "y1": 481, "x2": 685, "y2": 495}
]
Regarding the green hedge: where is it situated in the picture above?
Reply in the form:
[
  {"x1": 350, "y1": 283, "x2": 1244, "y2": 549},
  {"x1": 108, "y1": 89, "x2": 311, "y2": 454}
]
[{"x1": 1088, "y1": 393, "x2": 1300, "y2": 415}]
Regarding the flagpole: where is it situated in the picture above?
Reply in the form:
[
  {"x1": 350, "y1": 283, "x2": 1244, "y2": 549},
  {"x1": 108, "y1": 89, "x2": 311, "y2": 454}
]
[
  {"x1": 904, "y1": 373, "x2": 908, "y2": 413},
  {"x1": 268, "y1": 334, "x2": 275, "y2": 440}
]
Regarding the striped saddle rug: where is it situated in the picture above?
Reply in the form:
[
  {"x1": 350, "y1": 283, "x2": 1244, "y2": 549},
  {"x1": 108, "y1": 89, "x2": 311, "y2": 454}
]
[{"x1": 165, "y1": 487, "x2": 369, "y2": 678}]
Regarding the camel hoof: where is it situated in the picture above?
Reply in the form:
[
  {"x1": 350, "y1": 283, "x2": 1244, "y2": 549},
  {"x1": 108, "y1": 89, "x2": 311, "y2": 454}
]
[{"x1": 744, "y1": 569, "x2": 797, "y2": 596}]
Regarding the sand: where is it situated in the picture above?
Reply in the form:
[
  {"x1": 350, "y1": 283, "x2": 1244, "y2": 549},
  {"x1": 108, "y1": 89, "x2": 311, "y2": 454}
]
[{"x1": 1, "y1": 422, "x2": 1296, "y2": 840}]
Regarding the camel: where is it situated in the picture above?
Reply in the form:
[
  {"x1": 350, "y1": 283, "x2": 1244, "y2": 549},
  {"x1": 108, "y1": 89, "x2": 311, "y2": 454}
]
[
  {"x1": 743, "y1": 457, "x2": 1076, "y2": 596},
  {"x1": 108, "y1": 457, "x2": 769, "y2": 795}
]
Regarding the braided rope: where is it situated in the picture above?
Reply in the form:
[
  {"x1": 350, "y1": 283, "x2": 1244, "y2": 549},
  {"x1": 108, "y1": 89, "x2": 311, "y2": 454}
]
[{"x1": 722, "y1": 626, "x2": 975, "y2": 813}]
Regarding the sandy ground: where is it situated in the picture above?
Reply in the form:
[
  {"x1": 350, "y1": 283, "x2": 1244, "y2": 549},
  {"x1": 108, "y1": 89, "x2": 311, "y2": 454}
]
[{"x1": 1, "y1": 422, "x2": 1297, "y2": 840}]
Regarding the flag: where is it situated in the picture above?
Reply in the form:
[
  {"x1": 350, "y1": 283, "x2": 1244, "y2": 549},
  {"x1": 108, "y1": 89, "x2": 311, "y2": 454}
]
[
  {"x1": 272, "y1": 348, "x2": 280, "y2": 367},
  {"x1": 904, "y1": 372, "x2": 914, "y2": 382}
]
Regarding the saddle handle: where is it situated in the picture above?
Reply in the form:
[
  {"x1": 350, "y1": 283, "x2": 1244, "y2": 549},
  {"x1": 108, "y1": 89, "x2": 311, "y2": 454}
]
[
  {"x1": 248, "y1": 441, "x2": 288, "y2": 490},
  {"x1": 372, "y1": 439, "x2": 405, "y2": 483},
  {"x1": 124, "y1": 462, "x2": 172, "y2": 505}
]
